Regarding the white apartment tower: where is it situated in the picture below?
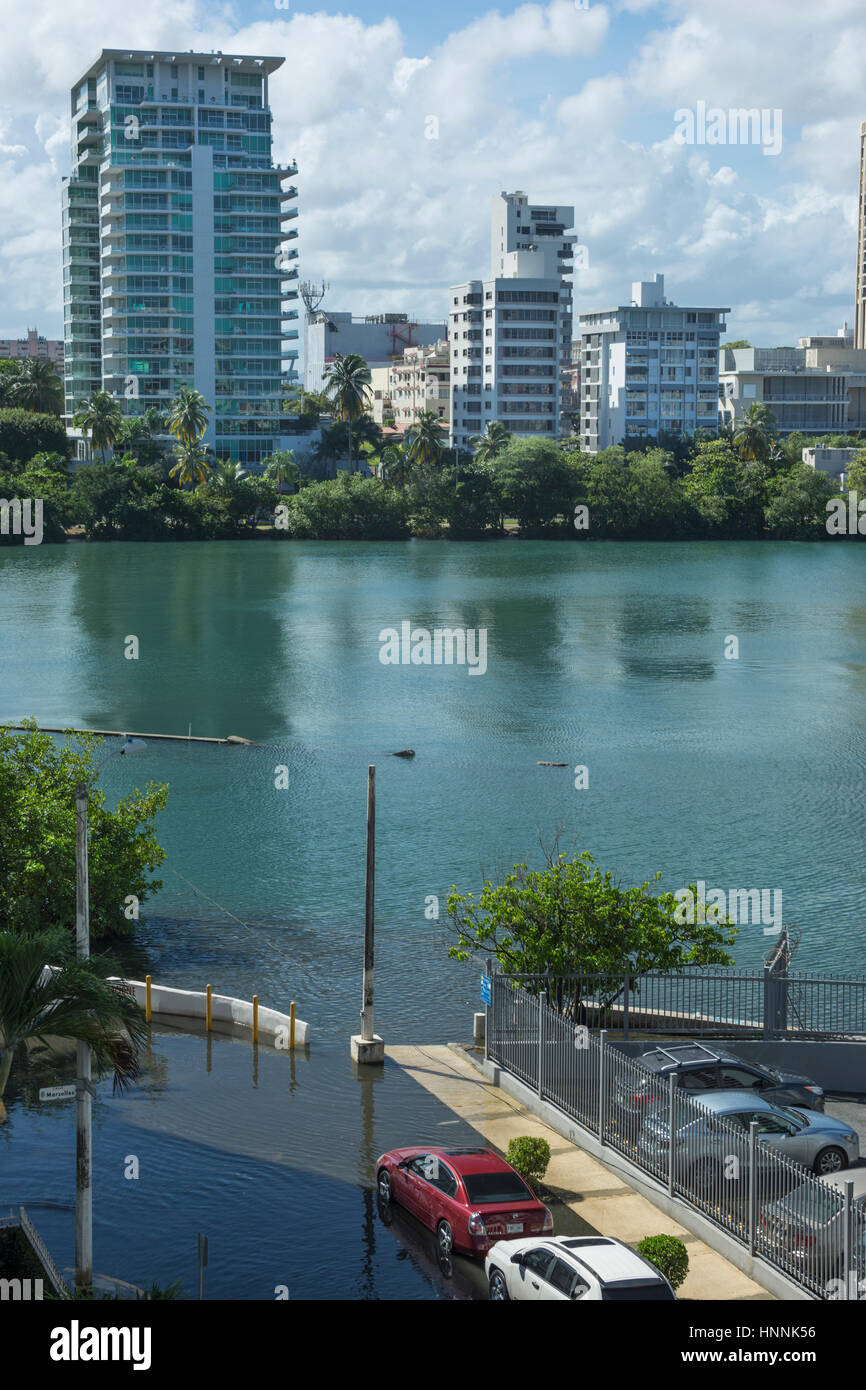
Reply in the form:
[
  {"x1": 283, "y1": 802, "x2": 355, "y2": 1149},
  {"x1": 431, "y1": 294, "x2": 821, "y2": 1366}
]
[
  {"x1": 62, "y1": 49, "x2": 299, "y2": 462},
  {"x1": 578, "y1": 275, "x2": 729, "y2": 452},
  {"x1": 449, "y1": 191, "x2": 576, "y2": 451}
]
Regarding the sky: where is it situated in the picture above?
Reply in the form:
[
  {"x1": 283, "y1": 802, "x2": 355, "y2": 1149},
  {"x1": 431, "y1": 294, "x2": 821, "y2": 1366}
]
[{"x1": 0, "y1": 0, "x2": 864, "y2": 345}]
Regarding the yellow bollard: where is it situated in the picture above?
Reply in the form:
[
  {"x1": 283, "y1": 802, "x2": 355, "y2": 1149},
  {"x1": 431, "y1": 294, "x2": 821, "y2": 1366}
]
[
  {"x1": 206, "y1": 983, "x2": 212, "y2": 1033},
  {"x1": 145, "y1": 974, "x2": 152, "y2": 1023},
  {"x1": 252, "y1": 994, "x2": 258, "y2": 1044},
  {"x1": 289, "y1": 1001, "x2": 296, "y2": 1052}
]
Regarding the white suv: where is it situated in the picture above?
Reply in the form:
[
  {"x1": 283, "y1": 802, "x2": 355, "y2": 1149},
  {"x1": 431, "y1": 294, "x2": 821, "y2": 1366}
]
[{"x1": 485, "y1": 1235, "x2": 677, "y2": 1301}]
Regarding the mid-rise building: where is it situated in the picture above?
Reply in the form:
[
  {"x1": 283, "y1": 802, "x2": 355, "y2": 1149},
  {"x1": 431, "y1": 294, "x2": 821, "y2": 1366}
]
[
  {"x1": 62, "y1": 48, "x2": 299, "y2": 462},
  {"x1": 304, "y1": 311, "x2": 447, "y2": 395},
  {"x1": 577, "y1": 274, "x2": 728, "y2": 452},
  {"x1": 389, "y1": 340, "x2": 449, "y2": 431},
  {"x1": 450, "y1": 191, "x2": 575, "y2": 452},
  {"x1": 719, "y1": 346, "x2": 850, "y2": 436},
  {"x1": 0, "y1": 329, "x2": 65, "y2": 367}
]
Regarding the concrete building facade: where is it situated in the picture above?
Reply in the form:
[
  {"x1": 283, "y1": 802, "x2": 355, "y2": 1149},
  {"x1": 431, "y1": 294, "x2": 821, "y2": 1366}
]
[
  {"x1": 719, "y1": 346, "x2": 851, "y2": 436},
  {"x1": 578, "y1": 274, "x2": 728, "y2": 452},
  {"x1": 62, "y1": 48, "x2": 299, "y2": 462},
  {"x1": 304, "y1": 311, "x2": 447, "y2": 396},
  {"x1": 389, "y1": 340, "x2": 449, "y2": 432},
  {"x1": 450, "y1": 191, "x2": 575, "y2": 452}
]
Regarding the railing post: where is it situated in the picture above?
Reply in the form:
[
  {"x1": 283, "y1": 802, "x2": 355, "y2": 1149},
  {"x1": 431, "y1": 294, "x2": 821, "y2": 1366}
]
[
  {"x1": 748, "y1": 1120, "x2": 758, "y2": 1255},
  {"x1": 484, "y1": 956, "x2": 491, "y2": 1063},
  {"x1": 598, "y1": 1029, "x2": 608, "y2": 1144},
  {"x1": 623, "y1": 974, "x2": 630, "y2": 1041},
  {"x1": 668, "y1": 1073, "x2": 676, "y2": 1197},
  {"x1": 537, "y1": 993, "x2": 544, "y2": 1098},
  {"x1": 844, "y1": 1178, "x2": 854, "y2": 1301}
]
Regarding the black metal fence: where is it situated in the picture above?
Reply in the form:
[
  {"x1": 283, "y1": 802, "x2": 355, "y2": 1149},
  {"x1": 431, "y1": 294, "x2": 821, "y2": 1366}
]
[{"x1": 488, "y1": 973, "x2": 866, "y2": 1300}]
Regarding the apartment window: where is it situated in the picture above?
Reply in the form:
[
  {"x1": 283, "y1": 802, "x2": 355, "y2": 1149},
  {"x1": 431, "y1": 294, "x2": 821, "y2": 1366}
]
[
  {"x1": 198, "y1": 89, "x2": 205, "y2": 102},
  {"x1": 198, "y1": 66, "x2": 205, "y2": 80},
  {"x1": 171, "y1": 66, "x2": 178, "y2": 78}
]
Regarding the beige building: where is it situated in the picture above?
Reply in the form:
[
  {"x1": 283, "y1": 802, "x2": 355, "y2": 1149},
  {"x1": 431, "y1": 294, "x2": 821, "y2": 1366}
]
[
  {"x1": 389, "y1": 340, "x2": 450, "y2": 432},
  {"x1": 368, "y1": 366, "x2": 392, "y2": 426}
]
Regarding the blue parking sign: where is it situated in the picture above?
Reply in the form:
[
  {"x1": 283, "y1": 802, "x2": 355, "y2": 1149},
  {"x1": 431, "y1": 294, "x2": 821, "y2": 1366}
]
[{"x1": 480, "y1": 975, "x2": 492, "y2": 1006}]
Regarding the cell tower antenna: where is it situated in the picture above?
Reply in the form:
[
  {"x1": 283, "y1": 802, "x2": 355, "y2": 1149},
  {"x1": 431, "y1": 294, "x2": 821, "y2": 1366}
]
[{"x1": 300, "y1": 280, "x2": 329, "y2": 316}]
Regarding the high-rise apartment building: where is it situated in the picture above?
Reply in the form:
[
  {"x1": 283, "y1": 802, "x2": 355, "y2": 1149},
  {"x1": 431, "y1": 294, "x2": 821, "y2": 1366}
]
[
  {"x1": 449, "y1": 191, "x2": 575, "y2": 452},
  {"x1": 62, "y1": 49, "x2": 299, "y2": 462},
  {"x1": 578, "y1": 275, "x2": 728, "y2": 451},
  {"x1": 0, "y1": 329, "x2": 65, "y2": 367}
]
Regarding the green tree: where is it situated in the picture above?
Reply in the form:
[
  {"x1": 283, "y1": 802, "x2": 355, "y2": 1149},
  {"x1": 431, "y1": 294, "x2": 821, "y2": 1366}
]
[
  {"x1": 764, "y1": 463, "x2": 835, "y2": 539},
  {"x1": 492, "y1": 438, "x2": 578, "y2": 534},
  {"x1": 114, "y1": 416, "x2": 166, "y2": 470},
  {"x1": 208, "y1": 459, "x2": 248, "y2": 492},
  {"x1": 0, "y1": 408, "x2": 70, "y2": 468},
  {"x1": 167, "y1": 386, "x2": 210, "y2": 446},
  {"x1": 322, "y1": 353, "x2": 372, "y2": 472},
  {"x1": 682, "y1": 438, "x2": 768, "y2": 536},
  {"x1": 0, "y1": 929, "x2": 147, "y2": 1120},
  {"x1": 73, "y1": 391, "x2": 123, "y2": 466},
  {"x1": 405, "y1": 410, "x2": 446, "y2": 469},
  {"x1": 0, "y1": 460, "x2": 70, "y2": 544},
  {"x1": 734, "y1": 402, "x2": 776, "y2": 462},
  {"x1": 169, "y1": 439, "x2": 211, "y2": 490},
  {"x1": 0, "y1": 723, "x2": 168, "y2": 941},
  {"x1": 276, "y1": 471, "x2": 409, "y2": 539},
  {"x1": 447, "y1": 847, "x2": 736, "y2": 986},
  {"x1": 380, "y1": 442, "x2": 412, "y2": 491},
  {"x1": 262, "y1": 449, "x2": 298, "y2": 493},
  {"x1": 7, "y1": 358, "x2": 64, "y2": 415},
  {"x1": 470, "y1": 421, "x2": 512, "y2": 464}
]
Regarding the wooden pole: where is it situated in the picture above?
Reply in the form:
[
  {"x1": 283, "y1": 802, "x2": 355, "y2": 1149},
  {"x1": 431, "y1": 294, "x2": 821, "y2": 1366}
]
[{"x1": 361, "y1": 765, "x2": 375, "y2": 1042}]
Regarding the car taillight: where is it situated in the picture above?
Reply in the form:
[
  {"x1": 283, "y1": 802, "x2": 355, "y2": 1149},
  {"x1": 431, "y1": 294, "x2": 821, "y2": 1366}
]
[
  {"x1": 542, "y1": 1207, "x2": 554, "y2": 1232},
  {"x1": 793, "y1": 1235, "x2": 815, "y2": 1250},
  {"x1": 468, "y1": 1212, "x2": 486, "y2": 1235},
  {"x1": 632, "y1": 1093, "x2": 662, "y2": 1104}
]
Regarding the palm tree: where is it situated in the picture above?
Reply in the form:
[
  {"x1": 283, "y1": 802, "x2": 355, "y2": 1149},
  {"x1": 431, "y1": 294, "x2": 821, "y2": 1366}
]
[
  {"x1": 380, "y1": 442, "x2": 412, "y2": 491},
  {"x1": 0, "y1": 930, "x2": 147, "y2": 1122},
  {"x1": 9, "y1": 358, "x2": 64, "y2": 415},
  {"x1": 262, "y1": 449, "x2": 298, "y2": 493},
  {"x1": 167, "y1": 386, "x2": 211, "y2": 446},
  {"x1": 470, "y1": 420, "x2": 511, "y2": 464},
  {"x1": 169, "y1": 439, "x2": 211, "y2": 490},
  {"x1": 73, "y1": 391, "x2": 123, "y2": 465},
  {"x1": 209, "y1": 459, "x2": 248, "y2": 492},
  {"x1": 735, "y1": 403, "x2": 776, "y2": 462},
  {"x1": 405, "y1": 410, "x2": 446, "y2": 468},
  {"x1": 323, "y1": 353, "x2": 372, "y2": 472}
]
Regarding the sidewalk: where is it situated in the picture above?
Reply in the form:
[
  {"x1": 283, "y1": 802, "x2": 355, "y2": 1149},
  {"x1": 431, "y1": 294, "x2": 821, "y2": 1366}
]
[{"x1": 387, "y1": 1043, "x2": 774, "y2": 1301}]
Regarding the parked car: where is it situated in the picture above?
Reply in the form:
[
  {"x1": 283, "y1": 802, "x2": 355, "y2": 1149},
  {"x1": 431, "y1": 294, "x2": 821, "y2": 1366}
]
[
  {"x1": 758, "y1": 1166, "x2": 866, "y2": 1282},
  {"x1": 375, "y1": 1146, "x2": 553, "y2": 1258},
  {"x1": 637, "y1": 1091, "x2": 858, "y2": 1182},
  {"x1": 614, "y1": 1043, "x2": 825, "y2": 1122},
  {"x1": 485, "y1": 1235, "x2": 676, "y2": 1301}
]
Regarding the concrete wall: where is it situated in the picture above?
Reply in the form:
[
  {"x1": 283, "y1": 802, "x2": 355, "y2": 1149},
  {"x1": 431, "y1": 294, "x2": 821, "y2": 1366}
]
[
  {"x1": 611, "y1": 1037, "x2": 866, "y2": 1094},
  {"x1": 115, "y1": 978, "x2": 309, "y2": 1047}
]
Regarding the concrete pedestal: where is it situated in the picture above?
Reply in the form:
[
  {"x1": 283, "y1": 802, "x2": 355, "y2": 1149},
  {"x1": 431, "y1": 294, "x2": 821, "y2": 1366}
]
[
  {"x1": 350, "y1": 1033, "x2": 385, "y2": 1065},
  {"x1": 473, "y1": 1012, "x2": 486, "y2": 1044}
]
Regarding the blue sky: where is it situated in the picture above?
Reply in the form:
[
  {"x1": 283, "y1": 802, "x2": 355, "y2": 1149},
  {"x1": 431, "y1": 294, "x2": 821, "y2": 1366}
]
[{"x1": 0, "y1": 0, "x2": 863, "y2": 345}]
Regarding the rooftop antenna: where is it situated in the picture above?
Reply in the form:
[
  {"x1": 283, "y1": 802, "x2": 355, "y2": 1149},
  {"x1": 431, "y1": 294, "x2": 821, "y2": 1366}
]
[{"x1": 300, "y1": 280, "x2": 329, "y2": 317}]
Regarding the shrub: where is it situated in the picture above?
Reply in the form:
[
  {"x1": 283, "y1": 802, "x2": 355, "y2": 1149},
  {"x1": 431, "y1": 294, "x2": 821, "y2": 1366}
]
[
  {"x1": 506, "y1": 1136, "x2": 551, "y2": 1191},
  {"x1": 0, "y1": 409, "x2": 70, "y2": 467},
  {"x1": 636, "y1": 1234, "x2": 689, "y2": 1290}
]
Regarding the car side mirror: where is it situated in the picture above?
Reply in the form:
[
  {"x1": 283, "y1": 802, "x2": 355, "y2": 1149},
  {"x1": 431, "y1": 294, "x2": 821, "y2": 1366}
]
[{"x1": 510, "y1": 1252, "x2": 524, "y2": 1266}]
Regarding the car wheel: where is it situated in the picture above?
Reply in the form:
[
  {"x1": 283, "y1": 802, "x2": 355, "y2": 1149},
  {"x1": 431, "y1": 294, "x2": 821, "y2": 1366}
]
[
  {"x1": 488, "y1": 1268, "x2": 509, "y2": 1301},
  {"x1": 814, "y1": 1146, "x2": 848, "y2": 1175},
  {"x1": 377, "y1": 1168, "x2": 393, "y2": 1204},
  {"x1": 437, "y1": 1220, "x2": 454, "y2": 1257}
]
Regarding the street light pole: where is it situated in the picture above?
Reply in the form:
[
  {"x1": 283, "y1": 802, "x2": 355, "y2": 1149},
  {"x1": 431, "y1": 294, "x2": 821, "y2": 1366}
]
[{"x1": 74, "y1": 781, "x2": 92, "y2": 1291}]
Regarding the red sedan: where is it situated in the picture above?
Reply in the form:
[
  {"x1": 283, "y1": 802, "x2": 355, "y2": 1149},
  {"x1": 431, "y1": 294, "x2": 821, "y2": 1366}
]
[{"x1": 375, "y1": 1146, "x2": 553, "y2": 1258}]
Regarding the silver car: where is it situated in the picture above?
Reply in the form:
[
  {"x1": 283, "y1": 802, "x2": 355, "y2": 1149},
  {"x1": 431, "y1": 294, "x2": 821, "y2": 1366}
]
[
  {"x1": 637, "y1": 1090, "x2": 859, "y2": 1181},
  {"x1": 759, "y1": 1166, "x2": 866, "y2": 1282}
]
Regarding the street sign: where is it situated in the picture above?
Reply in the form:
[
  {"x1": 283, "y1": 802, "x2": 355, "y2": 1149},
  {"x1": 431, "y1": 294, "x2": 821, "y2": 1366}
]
[
  {"x1": 39, "y1": 1085, "x2": 77, "y2": 1102},
  {"x1": 480, "y1": 975, "x2": 492, "y2": 1007}
]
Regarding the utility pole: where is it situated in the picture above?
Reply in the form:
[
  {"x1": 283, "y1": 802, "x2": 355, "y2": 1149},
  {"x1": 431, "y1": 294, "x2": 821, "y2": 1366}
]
[
  {"x1": 350, "y1": 766, "x2": 384, "y2": 1063},
  {"x1": 74, "y1": 783, "x2": 92, "y2": 1292}
]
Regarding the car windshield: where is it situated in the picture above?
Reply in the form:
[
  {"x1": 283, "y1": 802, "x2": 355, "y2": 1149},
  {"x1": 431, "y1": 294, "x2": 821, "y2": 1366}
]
[
  {"x1": 601, "y1": 1281, "x2": 675, "y2": 1301},
  {"x1": 776, "y1": 1106, "x2": 806, "y2": 1128},
  {"x1": 462, "y1": 1172, "x2": 533, "y2": 1204}
]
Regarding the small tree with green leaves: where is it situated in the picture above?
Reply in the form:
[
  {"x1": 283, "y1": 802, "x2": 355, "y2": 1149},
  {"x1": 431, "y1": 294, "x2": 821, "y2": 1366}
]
[
  {"x1": 636, "y1": 1234, "x2": 689, "y2": 1291},
  {"x1": 506, "y1": 1136, "x2": 551, "y2": 1192}
]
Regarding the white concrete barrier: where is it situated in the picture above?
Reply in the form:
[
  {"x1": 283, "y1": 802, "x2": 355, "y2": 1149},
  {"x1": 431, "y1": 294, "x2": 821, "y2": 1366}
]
[{"x1": 115, "y1": 978, "x2": 309, "y2": 1047}]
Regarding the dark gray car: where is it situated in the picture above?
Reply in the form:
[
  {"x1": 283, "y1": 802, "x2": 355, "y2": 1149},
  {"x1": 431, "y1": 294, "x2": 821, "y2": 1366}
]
[{"x1": 614, "y1": 1042, "x2": 825, "y2": 1120}]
